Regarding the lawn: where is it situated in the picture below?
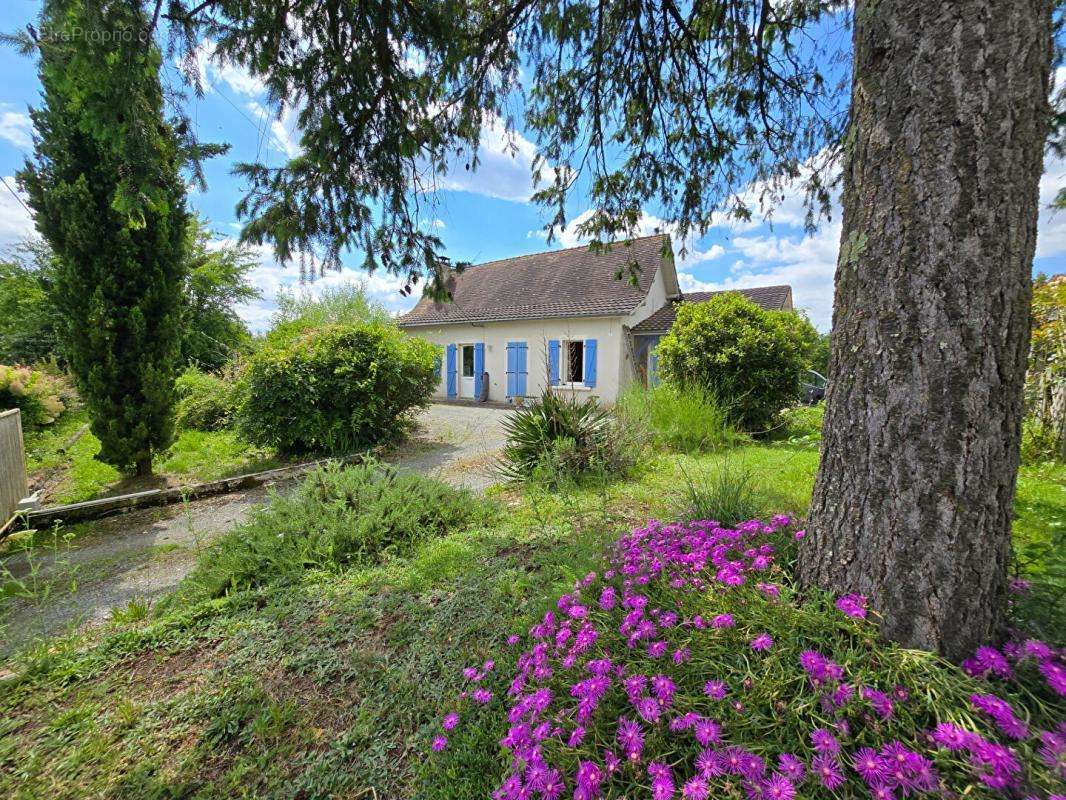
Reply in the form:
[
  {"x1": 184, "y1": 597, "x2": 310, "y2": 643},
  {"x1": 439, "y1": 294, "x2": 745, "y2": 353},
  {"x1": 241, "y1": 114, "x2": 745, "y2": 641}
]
[
  {"x1": 22, "y1": 407, "x2": 289, "y2": 506},
  {"x1": 0, "y1": 439, "x2": 1061, "y2": 799}
]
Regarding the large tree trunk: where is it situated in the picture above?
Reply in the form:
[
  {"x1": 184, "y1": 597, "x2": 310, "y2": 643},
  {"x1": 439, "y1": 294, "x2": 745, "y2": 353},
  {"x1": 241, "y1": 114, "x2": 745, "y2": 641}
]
[{"x1": 799, "y1": 0, "x2": 1053, "y2": 661}]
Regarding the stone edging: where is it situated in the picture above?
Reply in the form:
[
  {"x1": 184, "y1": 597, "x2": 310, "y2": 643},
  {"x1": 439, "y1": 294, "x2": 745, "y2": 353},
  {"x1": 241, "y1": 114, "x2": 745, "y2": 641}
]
[{"x1": 10, "y1": 450, "x2": 378, "y2": 533}]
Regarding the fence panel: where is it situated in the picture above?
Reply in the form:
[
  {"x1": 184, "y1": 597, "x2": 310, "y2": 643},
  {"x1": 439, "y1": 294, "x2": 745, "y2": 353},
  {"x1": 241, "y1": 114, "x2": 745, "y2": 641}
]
[{"x1": 0, "y1": 409, "x2": 27, "y2": 526}]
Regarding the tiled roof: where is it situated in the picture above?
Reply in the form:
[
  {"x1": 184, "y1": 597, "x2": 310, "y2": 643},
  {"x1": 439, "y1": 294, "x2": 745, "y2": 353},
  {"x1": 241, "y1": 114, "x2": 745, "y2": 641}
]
[
  {"x1": 397, "y1": 234, "x2": 670, "y2": 326},
  {"x1": 631, "y1": 286, "x2": 794, "y2": 334}
]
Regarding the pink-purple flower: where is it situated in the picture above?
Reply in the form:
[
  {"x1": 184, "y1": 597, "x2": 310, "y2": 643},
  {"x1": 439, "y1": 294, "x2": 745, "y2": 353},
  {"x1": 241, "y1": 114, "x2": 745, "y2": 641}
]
[
  {"x1": 970, "y1": 693, "x2": 1029, "y2": 740},
  {"x1": 812, "y1": 754, "x2": 844, "y2": 790},
  {"x1": 750, "y1": 633, "x2": 774, "y2": 651},
  {"x1": 835, "y1": 593, "x2": 869, "y2": 619},
  {"x1": 429, "y1": 517, "x2": 1055, "y2": 800}
]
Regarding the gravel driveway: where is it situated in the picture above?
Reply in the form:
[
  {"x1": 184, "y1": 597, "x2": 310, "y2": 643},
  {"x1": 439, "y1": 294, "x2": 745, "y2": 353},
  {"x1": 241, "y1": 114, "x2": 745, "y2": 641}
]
[{"x1": 0, "y1": 403, "x2": 511, "y2": 654}]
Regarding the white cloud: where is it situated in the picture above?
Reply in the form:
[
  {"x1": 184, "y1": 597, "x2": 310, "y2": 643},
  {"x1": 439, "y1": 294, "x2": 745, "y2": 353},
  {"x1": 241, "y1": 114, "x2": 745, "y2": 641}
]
[
  {"x1": 678, "y1": 220, "x2": 842, "y2": 332},
  {"x1": 189, "y1": 40, "x2": 267, "y2": 97},
  {"x1": 245, "y1": 101, "x2": 302, "y2": 159},
  {"x1": 0, "y1": 176, "x2": 36, "y2": 247},
  {"x1": 530, "y1": 208, "x2": 725, "y2": 270},
  {"x1": 0, "y1": 107, "x2": 33, "y2": 151},
  {"x1": 1036, "y1": 153, "x2": 1066, "y2": 261},
  {"x1": 438, "y1": 113, "x2": 555, "y2": 203},
  {"x1": 188, "y1": 41, "x2": 546, "y2": 206},
  {"x1": 214, "y1": 239, "x2": 417, "y2": 332},
  {"x1": 673, "y1": 152, "x2": 1066, "y2": 333}
]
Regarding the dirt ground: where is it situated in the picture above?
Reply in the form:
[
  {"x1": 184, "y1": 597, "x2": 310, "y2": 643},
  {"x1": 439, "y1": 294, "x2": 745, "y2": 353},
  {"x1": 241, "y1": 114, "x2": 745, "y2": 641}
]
[{"x1": 0, "y1": 403, "x2": 512, "y2": 654}]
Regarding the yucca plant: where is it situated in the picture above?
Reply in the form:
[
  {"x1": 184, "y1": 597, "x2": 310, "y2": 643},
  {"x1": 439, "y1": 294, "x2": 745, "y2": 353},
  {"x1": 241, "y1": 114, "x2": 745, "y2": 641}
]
[{"x1": 499, "y1": 391, "x2": 621, "y2": 483}]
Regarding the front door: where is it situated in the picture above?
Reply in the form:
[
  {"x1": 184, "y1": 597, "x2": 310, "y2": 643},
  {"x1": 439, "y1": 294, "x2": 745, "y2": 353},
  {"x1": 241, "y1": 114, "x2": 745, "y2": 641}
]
[{"x1": 460, "y1": 344, "x2": 476, "y2": 398}]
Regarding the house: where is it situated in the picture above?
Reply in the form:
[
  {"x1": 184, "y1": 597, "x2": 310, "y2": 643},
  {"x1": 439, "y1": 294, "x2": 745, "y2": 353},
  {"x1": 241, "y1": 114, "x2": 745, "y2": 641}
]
[{"x1": 397, "y1": 234, "x2": 793, "y2": 404}]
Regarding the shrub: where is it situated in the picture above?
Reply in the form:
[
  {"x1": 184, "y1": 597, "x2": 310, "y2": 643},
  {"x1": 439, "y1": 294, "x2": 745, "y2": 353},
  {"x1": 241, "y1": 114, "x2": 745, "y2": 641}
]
[
  {"x1": 617, "y1": 384, "x2": 746, "y2": 453},
  {"x1": 424, "y1": 517, "x2": 1065, "y2": 800},
  {"x1": 0, "y1": 364, "x2": 66, "y2": 427},
  {"x1": 777, "y1": 403, "x2": 825, "y2": 447},
  {"x1": 267, "y1": 282, "x2": 392, "y2": 347},
  {"x1": 239, "y1": 322, "x2": 438, "y2": 455},
  {"x1": 173, "y1": 366, "x2": 241, "y2": 431},
  {"x1": 1020, "y1": 416, "x2": 1062, "y2": 465},
  {"x1": 656, "y1": 293, "x2": 807, "y2": 432},
  {"x1": 171, "y1": 459, "x2": 487, "y2": 602},
  {"x1": 500, "y1": 391, "x2": 638, "y2": 483},
  {"x1": 774, "y1": 308, "x2": 825, "y2": 371}
]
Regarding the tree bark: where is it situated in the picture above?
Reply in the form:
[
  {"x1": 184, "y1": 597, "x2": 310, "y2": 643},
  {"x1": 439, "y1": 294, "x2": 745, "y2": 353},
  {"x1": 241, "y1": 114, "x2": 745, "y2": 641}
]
[
  {"x1": 800, "y1": 0, "x2": 1054, "y2": 661},
  {"x1": 135, "y1": 454, "x2": 153, "y2": 478}
]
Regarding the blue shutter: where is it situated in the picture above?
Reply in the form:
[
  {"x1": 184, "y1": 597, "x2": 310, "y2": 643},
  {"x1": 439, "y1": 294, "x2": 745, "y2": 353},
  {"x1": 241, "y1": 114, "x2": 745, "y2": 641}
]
[
  {"x1": 517, "y1": 342, "x2": 528, "y2": 397},
  {"x1": 548, "y1": 340, "x2": 560, "y2": 386},
  {"x1": 473, "y1": 342, "x2": 485, "y2": 398},
  {"x1": 446, "y1": 344, "x2": 458, "y2": 398},
  {"x1": 583, "y1": 339, "x2": 598, "y2": 388},
  {"x1": 505, "y1": 342, "x2": 516, "y2": 397}
]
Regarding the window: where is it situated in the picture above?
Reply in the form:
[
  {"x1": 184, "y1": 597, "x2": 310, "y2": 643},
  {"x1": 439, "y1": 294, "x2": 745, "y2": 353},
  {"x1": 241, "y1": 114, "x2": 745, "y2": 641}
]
[
  {"x1": 565, "y1": 340, "x2": 584, "y2": 384},
  {"x1": 461, "y1": 345, "x2": 475, "y2": 377}
]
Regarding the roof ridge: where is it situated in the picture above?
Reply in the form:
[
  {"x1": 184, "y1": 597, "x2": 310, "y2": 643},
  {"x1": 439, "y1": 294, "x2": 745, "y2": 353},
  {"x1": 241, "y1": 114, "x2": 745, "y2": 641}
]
[{"x1": 463, "y1": 232, "x2": 668, "y2": 271}]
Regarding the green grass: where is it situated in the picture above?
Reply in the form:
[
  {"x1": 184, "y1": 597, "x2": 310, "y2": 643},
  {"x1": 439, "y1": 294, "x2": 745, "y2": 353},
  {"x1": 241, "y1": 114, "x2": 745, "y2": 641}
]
[
  {"x1": 617, "y1": 383, "x2": 747, "y2": 452},
  {"x1": 22, "y1": 407, "x2": 288, "y2": 505},
  {"x1": 0, "y1": 438, "x2": 1061, "y2": 798},
  {"x1": 154, "y1": 430, "x2": 285, "y2": 482},
  {"x1": 0, "y1": 480, "x2": 620, "y2": 798}
]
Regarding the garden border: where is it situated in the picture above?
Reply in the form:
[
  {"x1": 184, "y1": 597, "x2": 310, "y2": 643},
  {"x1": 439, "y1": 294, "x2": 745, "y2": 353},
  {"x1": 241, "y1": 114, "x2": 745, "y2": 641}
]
[{"x1": 9, "y1": 449, "x2": 379, "y2": 534}]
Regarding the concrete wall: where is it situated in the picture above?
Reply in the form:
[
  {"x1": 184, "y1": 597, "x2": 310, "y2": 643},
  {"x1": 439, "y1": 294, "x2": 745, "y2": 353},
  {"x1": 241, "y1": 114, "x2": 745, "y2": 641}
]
[{"x1": 402, "y1": 262, "x2": 675, "y2": 405}]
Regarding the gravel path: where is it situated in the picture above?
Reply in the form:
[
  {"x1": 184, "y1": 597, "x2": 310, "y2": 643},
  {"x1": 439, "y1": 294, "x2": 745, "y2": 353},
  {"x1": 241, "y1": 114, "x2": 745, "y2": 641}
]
[{"x1": 0, "y1": 403, "x2": 511, "y2": 653}]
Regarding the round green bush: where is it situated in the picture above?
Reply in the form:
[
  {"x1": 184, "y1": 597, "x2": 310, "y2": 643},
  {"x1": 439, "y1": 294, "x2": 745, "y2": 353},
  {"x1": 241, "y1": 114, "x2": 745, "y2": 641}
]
[
  {"x1": 173, "y1": 366, "x2": 240, "y2": 431},
  {"x1": 238, "y1": 322, "x2": 438, "y2": 455},
  {"x1": 656, "y1": 293, "x2": 807, "y2": 432}
]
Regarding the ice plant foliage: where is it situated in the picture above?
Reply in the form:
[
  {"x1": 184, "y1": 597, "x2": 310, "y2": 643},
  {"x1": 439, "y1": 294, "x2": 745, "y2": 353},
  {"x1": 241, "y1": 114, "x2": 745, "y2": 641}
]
[{"x1": 430, "y1": 518, "x2": 1064, "y2": 799}]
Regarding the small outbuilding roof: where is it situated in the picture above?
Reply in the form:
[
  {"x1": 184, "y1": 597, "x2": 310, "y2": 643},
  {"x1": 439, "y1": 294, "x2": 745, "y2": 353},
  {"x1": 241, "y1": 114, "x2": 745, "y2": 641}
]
[
  {"x1": 397, "y1": 234, "x2": 671, "y2": 327},
  {"x1": 631, "y1": 285, "x2": 794, "y2": 334}
]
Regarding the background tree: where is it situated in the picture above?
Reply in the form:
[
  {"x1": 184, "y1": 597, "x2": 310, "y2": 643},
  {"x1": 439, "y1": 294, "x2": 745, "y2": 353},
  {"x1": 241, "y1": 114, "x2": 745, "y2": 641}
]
[
  {"x1": 1026, "y1": 274, "x2": 1066, "y2": 459},
  {"x1": 162, "y1": 1, "x2": 1059, "y2": 655},
  {"x1": 0, "y1": 240, "x2": 62, "y2": 365},
  {"x1": 20, "y1": 0, "x2": 190, "y2": 476},
  {"x1": 179, "y1": 218, "x2": 260, "y2": 372}
]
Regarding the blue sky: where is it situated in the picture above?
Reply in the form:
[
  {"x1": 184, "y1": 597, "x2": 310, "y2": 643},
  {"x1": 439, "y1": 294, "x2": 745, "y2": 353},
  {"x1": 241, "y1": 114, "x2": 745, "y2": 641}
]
[{"x1": 0, "y1": 2, "x2": 1063, "y2": 333}]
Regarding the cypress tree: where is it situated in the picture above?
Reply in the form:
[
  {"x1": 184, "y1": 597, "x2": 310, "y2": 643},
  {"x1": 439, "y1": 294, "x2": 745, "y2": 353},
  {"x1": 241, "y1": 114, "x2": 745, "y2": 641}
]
[{"x1": 20, "y1": 0, "x2": 189, "y2": 476}]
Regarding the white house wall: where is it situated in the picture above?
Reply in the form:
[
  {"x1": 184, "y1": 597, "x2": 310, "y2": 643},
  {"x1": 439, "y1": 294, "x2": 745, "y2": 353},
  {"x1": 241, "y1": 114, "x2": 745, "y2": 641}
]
[
  {"x1": 624, "y1": 262, "x2": 672, "y2": 329},
  {"x1": 407, "y1": 316, "x2": 628, "y2": 403}
]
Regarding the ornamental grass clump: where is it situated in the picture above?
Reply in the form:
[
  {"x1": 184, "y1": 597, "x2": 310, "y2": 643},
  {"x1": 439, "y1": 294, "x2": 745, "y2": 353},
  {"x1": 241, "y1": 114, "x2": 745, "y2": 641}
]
[{"x1": 427, "y1": 517, "x2": 1064, "y2": 800}]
